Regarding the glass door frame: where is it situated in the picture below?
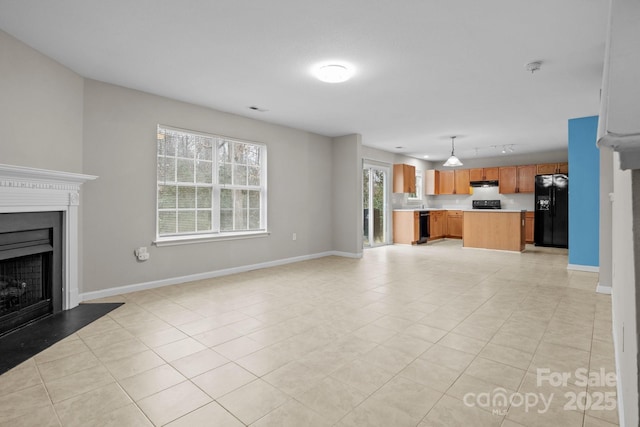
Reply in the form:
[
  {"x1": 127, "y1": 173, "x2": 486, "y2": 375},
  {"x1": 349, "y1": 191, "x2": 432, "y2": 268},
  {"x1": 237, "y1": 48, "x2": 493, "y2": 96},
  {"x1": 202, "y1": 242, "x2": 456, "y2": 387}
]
[{"x1": 362, "y1": 160, "x2": 391, "y2": 248}]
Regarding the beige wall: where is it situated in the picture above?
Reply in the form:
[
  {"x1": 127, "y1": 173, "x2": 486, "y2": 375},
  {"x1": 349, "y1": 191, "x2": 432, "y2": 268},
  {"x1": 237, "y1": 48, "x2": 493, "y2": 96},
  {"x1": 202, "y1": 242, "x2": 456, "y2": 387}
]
[
  {"x1": 332, "y1": 134, "x2": 363, "y2": 256},
  {"x1": 81, "y1": 80, "x2": 335, "y2": 293},
  {"x1": 0, "y1": 30, "x2": 84, "y2": 173}
]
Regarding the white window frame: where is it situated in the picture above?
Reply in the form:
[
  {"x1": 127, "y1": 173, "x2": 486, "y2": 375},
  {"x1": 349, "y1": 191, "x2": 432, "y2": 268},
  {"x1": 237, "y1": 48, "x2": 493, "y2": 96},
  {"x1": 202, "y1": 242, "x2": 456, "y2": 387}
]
[{"x1": 154, "y1": 125, "x2": 268, "y2": 246}]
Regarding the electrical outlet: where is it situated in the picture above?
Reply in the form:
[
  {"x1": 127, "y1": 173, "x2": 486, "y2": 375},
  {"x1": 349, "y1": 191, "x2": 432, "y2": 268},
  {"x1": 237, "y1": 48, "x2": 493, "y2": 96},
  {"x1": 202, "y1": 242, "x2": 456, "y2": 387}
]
[
  {"x1": 292, "y1": 233, "x2": 297, "y2": 241},
  {"x1": 135, "y1": 247, "x2": 150, "y2": 261}
]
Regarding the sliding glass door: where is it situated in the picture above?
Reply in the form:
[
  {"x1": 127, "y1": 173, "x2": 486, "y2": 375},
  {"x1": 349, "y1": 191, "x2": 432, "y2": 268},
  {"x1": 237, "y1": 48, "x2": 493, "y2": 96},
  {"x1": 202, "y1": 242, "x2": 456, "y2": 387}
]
[{"x1": 363, "y1": 163, "x2": 390, "y2": 247}]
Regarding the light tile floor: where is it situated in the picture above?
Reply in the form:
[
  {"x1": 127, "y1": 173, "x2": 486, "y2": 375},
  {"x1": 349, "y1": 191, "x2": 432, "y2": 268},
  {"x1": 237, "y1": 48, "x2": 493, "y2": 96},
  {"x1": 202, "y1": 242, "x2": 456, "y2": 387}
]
[{"x1": 0, "y1": 240, "x2": 619, "y2": 426}]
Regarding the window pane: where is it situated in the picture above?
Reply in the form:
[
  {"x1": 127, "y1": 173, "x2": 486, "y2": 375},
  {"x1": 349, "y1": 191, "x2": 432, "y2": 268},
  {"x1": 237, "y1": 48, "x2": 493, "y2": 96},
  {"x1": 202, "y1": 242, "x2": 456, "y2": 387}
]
[
  {"x1": 218, "y1": 141, "x2": 231, "y2": 163},
  {"x1": 196, "y1": 160, "x2": 212, "y2": 183},
  {"x1": 159, "y1": 211, "x2": 176, "y2": 235},
  {"x1": 234, "y1": 143, "x2": 247, "y2": 164},
  {"x1": 196, "y1": 140, "x2": 212, "y2": 160},
  {"x1": 157, "y1": 156, "x2": 176, "y2": 182},
  {"x1": 249, "y1": 209, "x2": 260, "y2": 229},
  {"x1": 177, "y1": 136, "x2": 196, "y2": 158},
  {"x1": 178, "y1": 211, "x2": 196, "y2": 233},
  {"x1": 220, "y1": 209, "x2": 232, "y2": 231},
  {"x1": 248, "y1": 190, "x2": 260, "y2": 209},
  {"x1": 197, "y1": 210, "x2": 212, "y2": 231},
  {"x1": 178, "y1": 186, "x2": 196, "y2": 208},
  {"x1": 158, "y1": 185, "x2": 176, "y2": 209},
  {"x1": 197, "y1": 187, "x2": 211, "y2": 208},
  {"x1": 164, "y1": 135, "x2": 177, "y2": 156},
  {"x1": 177, "y1": 159, "x2": 194, "y2": 182},
  {"x1": 235, "y1": 190, "x2": 248, "y2": 209},
  {"x1": 220, "y1": 189, "x2": 232, "y2": 208},
  {"x1": 248, "y1": 166, "x2": 260, "y2": 186},
  {"x1": 234, "y1": 165, "x2": 247, "y2": 186},
  {"x1": 247, "y1": 146, "x2": 260, "y2": 165},
  {"x1": 234, "y1": 208, "x2": 247, "y2": 229},
  {"x1": 219, "y1": 164, "x2": 232, "y2": 185}
]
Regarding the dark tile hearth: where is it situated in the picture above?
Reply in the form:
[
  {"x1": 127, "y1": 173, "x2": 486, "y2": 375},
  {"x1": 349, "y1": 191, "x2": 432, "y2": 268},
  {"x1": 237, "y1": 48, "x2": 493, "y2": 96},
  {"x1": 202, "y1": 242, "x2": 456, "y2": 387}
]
[{"x1": 0, "y1": 302, "x2": 123, "y2": 374}]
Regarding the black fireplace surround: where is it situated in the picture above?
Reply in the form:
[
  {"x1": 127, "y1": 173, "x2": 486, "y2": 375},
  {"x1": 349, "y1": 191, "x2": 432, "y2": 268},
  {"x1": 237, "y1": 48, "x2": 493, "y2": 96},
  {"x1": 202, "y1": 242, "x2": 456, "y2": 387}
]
[{"x1": 0, "y1": 212, "x2": 62, "y2": 336}]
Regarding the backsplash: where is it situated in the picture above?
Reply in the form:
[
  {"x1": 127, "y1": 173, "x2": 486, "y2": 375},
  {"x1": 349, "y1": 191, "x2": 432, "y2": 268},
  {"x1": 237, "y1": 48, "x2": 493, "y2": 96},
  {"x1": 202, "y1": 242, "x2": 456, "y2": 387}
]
[{"x1": 396, "y1": 186, "x2": 535, "y2": 211}]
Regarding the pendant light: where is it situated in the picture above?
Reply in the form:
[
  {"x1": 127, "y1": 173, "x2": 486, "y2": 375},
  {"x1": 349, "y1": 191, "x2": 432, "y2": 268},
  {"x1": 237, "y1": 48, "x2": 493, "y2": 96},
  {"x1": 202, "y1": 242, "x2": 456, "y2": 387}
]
[{"x1": 443, "y1": 136, "x2": 463, "y2": 167}]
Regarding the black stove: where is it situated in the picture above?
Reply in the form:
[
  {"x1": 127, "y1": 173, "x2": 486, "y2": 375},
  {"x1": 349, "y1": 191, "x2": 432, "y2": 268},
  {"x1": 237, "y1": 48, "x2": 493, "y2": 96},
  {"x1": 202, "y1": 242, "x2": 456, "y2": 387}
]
[{"x1": 472, "y1": 200, "x2": 501, "y2": 210}]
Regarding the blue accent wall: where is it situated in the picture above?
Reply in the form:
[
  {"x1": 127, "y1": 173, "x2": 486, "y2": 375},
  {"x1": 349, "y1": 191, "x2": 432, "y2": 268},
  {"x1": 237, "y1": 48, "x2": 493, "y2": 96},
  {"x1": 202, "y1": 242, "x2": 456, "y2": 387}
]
[{"x1": 568, "y1": 116, "x2": 599, "y2": 267}]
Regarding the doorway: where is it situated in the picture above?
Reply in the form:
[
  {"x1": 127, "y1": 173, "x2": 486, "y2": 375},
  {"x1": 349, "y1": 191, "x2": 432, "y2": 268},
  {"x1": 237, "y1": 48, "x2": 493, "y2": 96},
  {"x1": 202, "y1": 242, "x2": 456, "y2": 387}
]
[{"x1": 363, "y1": 163, "x2": 390, "y2": 247}]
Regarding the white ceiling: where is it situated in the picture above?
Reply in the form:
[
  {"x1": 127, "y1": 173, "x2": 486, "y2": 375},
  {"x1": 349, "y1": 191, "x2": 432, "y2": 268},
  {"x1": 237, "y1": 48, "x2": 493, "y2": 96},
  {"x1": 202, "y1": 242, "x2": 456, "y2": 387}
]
[{"x1": 0, "y1": 0, "x2": 609, "y2": 161}]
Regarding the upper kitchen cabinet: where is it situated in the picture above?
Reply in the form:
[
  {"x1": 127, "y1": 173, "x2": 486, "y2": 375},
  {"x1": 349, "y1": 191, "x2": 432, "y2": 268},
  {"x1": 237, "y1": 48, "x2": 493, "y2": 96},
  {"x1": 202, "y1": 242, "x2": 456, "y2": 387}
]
[
  {"x1": 536, "y1": 162, "x2": 568, "y2": 174},
  {"x1": 484, "y1": 167, "x2": 500, "y2": 181},
  {"x1": 438, "y1": 169, "x2": 470, "y2": 194},
  {"x1": 499, "y1": 166, "x2": 517, "y2": 193},
  {"x1": 454, "y1": 169, "x2": 471, "y2": 194},
  {"x1": 469, "y1": 167, "x2": 499, "y2": 181},
  {"x1": 499, "y1": 165, "x2": 535, "y2": 193},
  {"x1": 425, "y1": 170, "x2": 439, "y2": 195},
  {"x1": 393, "y1": 164, "x2": 416, "y2": 193},
  {"x1": 438, "y1": 170, "x2": 455, "y2": 194},
  {"x1": 517, "y1": 165, "x2": 536, "y2": 193}
]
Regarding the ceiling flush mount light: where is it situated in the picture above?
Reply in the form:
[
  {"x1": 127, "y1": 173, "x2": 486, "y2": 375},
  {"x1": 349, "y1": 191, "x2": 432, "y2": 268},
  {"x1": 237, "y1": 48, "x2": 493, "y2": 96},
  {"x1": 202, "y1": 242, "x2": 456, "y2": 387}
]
[
  {"x1": 525, "y1": 61, "x2": 542, "y2": 73},
  {"x1": 443, "y1": 136, "x2": 463, "y2": 167},
  {"x1": 314, "y1": 64, "x2": 354, "y2": 83}
]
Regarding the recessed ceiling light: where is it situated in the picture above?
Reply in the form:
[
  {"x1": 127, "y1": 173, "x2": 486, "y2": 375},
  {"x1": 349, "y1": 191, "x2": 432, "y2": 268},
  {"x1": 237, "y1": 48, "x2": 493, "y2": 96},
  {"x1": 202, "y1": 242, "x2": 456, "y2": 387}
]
[
  {"x1": 314, "y1": 64, "x2": 354, "y2": 83},
  {"x1": 423, "y1": 155, "x2": 429, "y2": 158}
]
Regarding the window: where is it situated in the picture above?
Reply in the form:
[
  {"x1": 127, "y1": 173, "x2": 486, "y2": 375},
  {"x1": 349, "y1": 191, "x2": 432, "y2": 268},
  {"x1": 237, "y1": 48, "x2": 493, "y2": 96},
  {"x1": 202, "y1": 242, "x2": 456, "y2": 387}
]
[
  {"x1": 156, "y1": 126, "x2": 267, "y2": 243},
  {"x1": 408, "y1": 169, "x2": 423, "y2": 200}
]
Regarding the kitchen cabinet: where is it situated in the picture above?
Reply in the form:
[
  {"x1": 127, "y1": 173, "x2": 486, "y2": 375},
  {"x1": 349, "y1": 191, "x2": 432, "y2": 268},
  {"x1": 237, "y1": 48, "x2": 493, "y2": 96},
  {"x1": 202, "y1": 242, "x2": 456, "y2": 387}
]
[
  {"x1": 425, "y1": 170, "x2": 439, "y2": 195},
  {"x1": 429, "y1": 210, "x2": 446, "y2": 239},
  {"x1": 469, "y1": 168, "x2": 484, "y2": 182},
  {"x1": 525, "y1": 211, "x2": 534, "y2": 244},
  {"x1": 537, "y1": 162, "x2": 568, "y2": 175},
  {"x1": 469, "y1": 167, "x2": 499, "y2": 181},
  {"x1": 439, "y1": 170, "x2": 470, "y2": 195},
  {"x1": 438, "y1": 170, "x2": 455, "y2": 195},
  {"x1": 393, "y1": 164, "x2": 416, "y2": 193},
  {"x1": 499, "y1": 166, "x2": 517, "y2": 193},
  {"x1": 454, "y1": 169, "x2": 471, "y2": 194},
  {"x1": 464, "y1": 211, "x2": 525, "y2": 252},
  {"x1": 392, "y1": 211, "x2": 419, "y2": 244},
  {"x1": 517, "y1": 165, "x2": 536, "y2": 193},
  {"x1": 446, "y1": 210, "x2": 463, "y2": 239},
  {"x1": 499, "y1": 165, "x2": 535, "y2": 194}
]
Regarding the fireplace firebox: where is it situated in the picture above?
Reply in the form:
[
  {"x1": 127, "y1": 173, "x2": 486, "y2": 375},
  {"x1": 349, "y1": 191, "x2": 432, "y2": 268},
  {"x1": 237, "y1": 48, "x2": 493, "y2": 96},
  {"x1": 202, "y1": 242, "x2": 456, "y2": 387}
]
[{"x1": 0, "y1": 212, "x2": 62, "y2": 336}]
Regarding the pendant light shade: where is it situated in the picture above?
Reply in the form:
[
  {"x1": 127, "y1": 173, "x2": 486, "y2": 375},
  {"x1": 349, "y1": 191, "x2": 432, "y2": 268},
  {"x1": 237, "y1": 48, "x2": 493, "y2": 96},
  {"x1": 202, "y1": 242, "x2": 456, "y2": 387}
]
[{"x1": 443, "y1": 136, "x2": 463, "y2": 167}]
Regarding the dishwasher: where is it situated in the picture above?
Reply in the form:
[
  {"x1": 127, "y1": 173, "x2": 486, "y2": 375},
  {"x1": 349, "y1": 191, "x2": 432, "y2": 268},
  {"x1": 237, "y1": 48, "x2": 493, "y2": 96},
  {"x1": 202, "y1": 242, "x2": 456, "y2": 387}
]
[{"x1": 417, "y1": 211, "x2": 430, "y2": 244}]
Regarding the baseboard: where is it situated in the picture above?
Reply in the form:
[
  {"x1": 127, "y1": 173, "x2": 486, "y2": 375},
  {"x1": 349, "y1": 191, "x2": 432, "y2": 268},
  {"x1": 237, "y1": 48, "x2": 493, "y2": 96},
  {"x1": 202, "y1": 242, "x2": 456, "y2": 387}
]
[
  {"x1": 566, "y1": 264, "x2": 600, "y2": 273},
  {"x1": 611, "y1": 315, "x2": 626, "y2": 427},
  {"x1": 596, "y1": 283, "x2": 612, "y2": 295},
  {"x1": 80, "y1": 250, "x2": 359, "y2": 302},
  {"x1": 331, "y1": 251, "x2": 363, "y2": 259}
]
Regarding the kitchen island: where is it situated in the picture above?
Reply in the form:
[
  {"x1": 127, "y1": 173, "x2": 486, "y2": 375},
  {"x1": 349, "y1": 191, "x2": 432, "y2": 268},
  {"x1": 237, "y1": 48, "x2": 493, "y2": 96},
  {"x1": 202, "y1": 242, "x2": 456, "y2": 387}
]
[{"x1": 462, "y1": 210, "x2": 526, "y2": 252}]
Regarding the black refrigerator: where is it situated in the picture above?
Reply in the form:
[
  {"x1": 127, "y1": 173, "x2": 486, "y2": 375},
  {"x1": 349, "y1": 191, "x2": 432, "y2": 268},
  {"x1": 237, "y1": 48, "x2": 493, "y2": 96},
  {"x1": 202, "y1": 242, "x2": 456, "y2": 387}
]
[{"x1": 534, "y1": 174, "x2": 568, "y2": 248}]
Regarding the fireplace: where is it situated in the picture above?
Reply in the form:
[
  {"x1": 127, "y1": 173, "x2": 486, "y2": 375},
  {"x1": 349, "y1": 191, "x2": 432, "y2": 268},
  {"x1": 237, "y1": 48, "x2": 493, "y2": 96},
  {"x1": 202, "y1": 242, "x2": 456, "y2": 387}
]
[
  {"x1": 0, "y1": 164, "x2": 96, "y2": 332},
  {"x1": 0, "y1": 212, "x2": 62, "y2": 335}
]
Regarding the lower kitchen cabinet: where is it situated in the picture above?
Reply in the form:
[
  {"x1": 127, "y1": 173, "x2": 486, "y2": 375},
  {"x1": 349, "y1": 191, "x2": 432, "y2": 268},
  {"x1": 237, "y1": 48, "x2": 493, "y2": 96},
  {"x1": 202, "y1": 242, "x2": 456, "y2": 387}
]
[
  {"x1": 393, "y1": 211, "x2": 419, "y2": 244},
  {"x1": 525, "y1": 211, "x2": 535, "y2": 244},
  {"x1": 446, "y1": 210, "x2": 463, "y2": 239},
  {"x1": 429, "y1": 211, "x2": 446, "y2": 239}
]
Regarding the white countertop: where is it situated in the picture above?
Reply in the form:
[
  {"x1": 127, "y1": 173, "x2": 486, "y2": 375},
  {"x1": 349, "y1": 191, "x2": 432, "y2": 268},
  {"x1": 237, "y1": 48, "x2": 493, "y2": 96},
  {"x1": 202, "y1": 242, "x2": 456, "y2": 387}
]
[
  {"x1": 463, "y1": 209, "x2": 526, "y2": 213},
  {"x1": 393, "y1": 208, "x2": 446, "y2": 211},
  {"x1": 393, "y1": 208, "x2": 526, "y2": 213}
]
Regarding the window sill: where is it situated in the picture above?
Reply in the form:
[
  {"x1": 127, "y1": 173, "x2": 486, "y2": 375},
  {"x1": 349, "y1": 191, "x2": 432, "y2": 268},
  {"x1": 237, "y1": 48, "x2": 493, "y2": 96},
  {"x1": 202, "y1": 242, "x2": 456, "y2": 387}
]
[{"x1": 154, "y1": 231, "x2": 270, "y2": 247}]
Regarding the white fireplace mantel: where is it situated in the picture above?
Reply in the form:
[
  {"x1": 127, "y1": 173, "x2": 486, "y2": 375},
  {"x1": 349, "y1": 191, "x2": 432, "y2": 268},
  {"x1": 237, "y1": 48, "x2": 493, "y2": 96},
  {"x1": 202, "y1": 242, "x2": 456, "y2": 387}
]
[{"x1": 0, "y1": 163, "x2": 97, "y2": 310}]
